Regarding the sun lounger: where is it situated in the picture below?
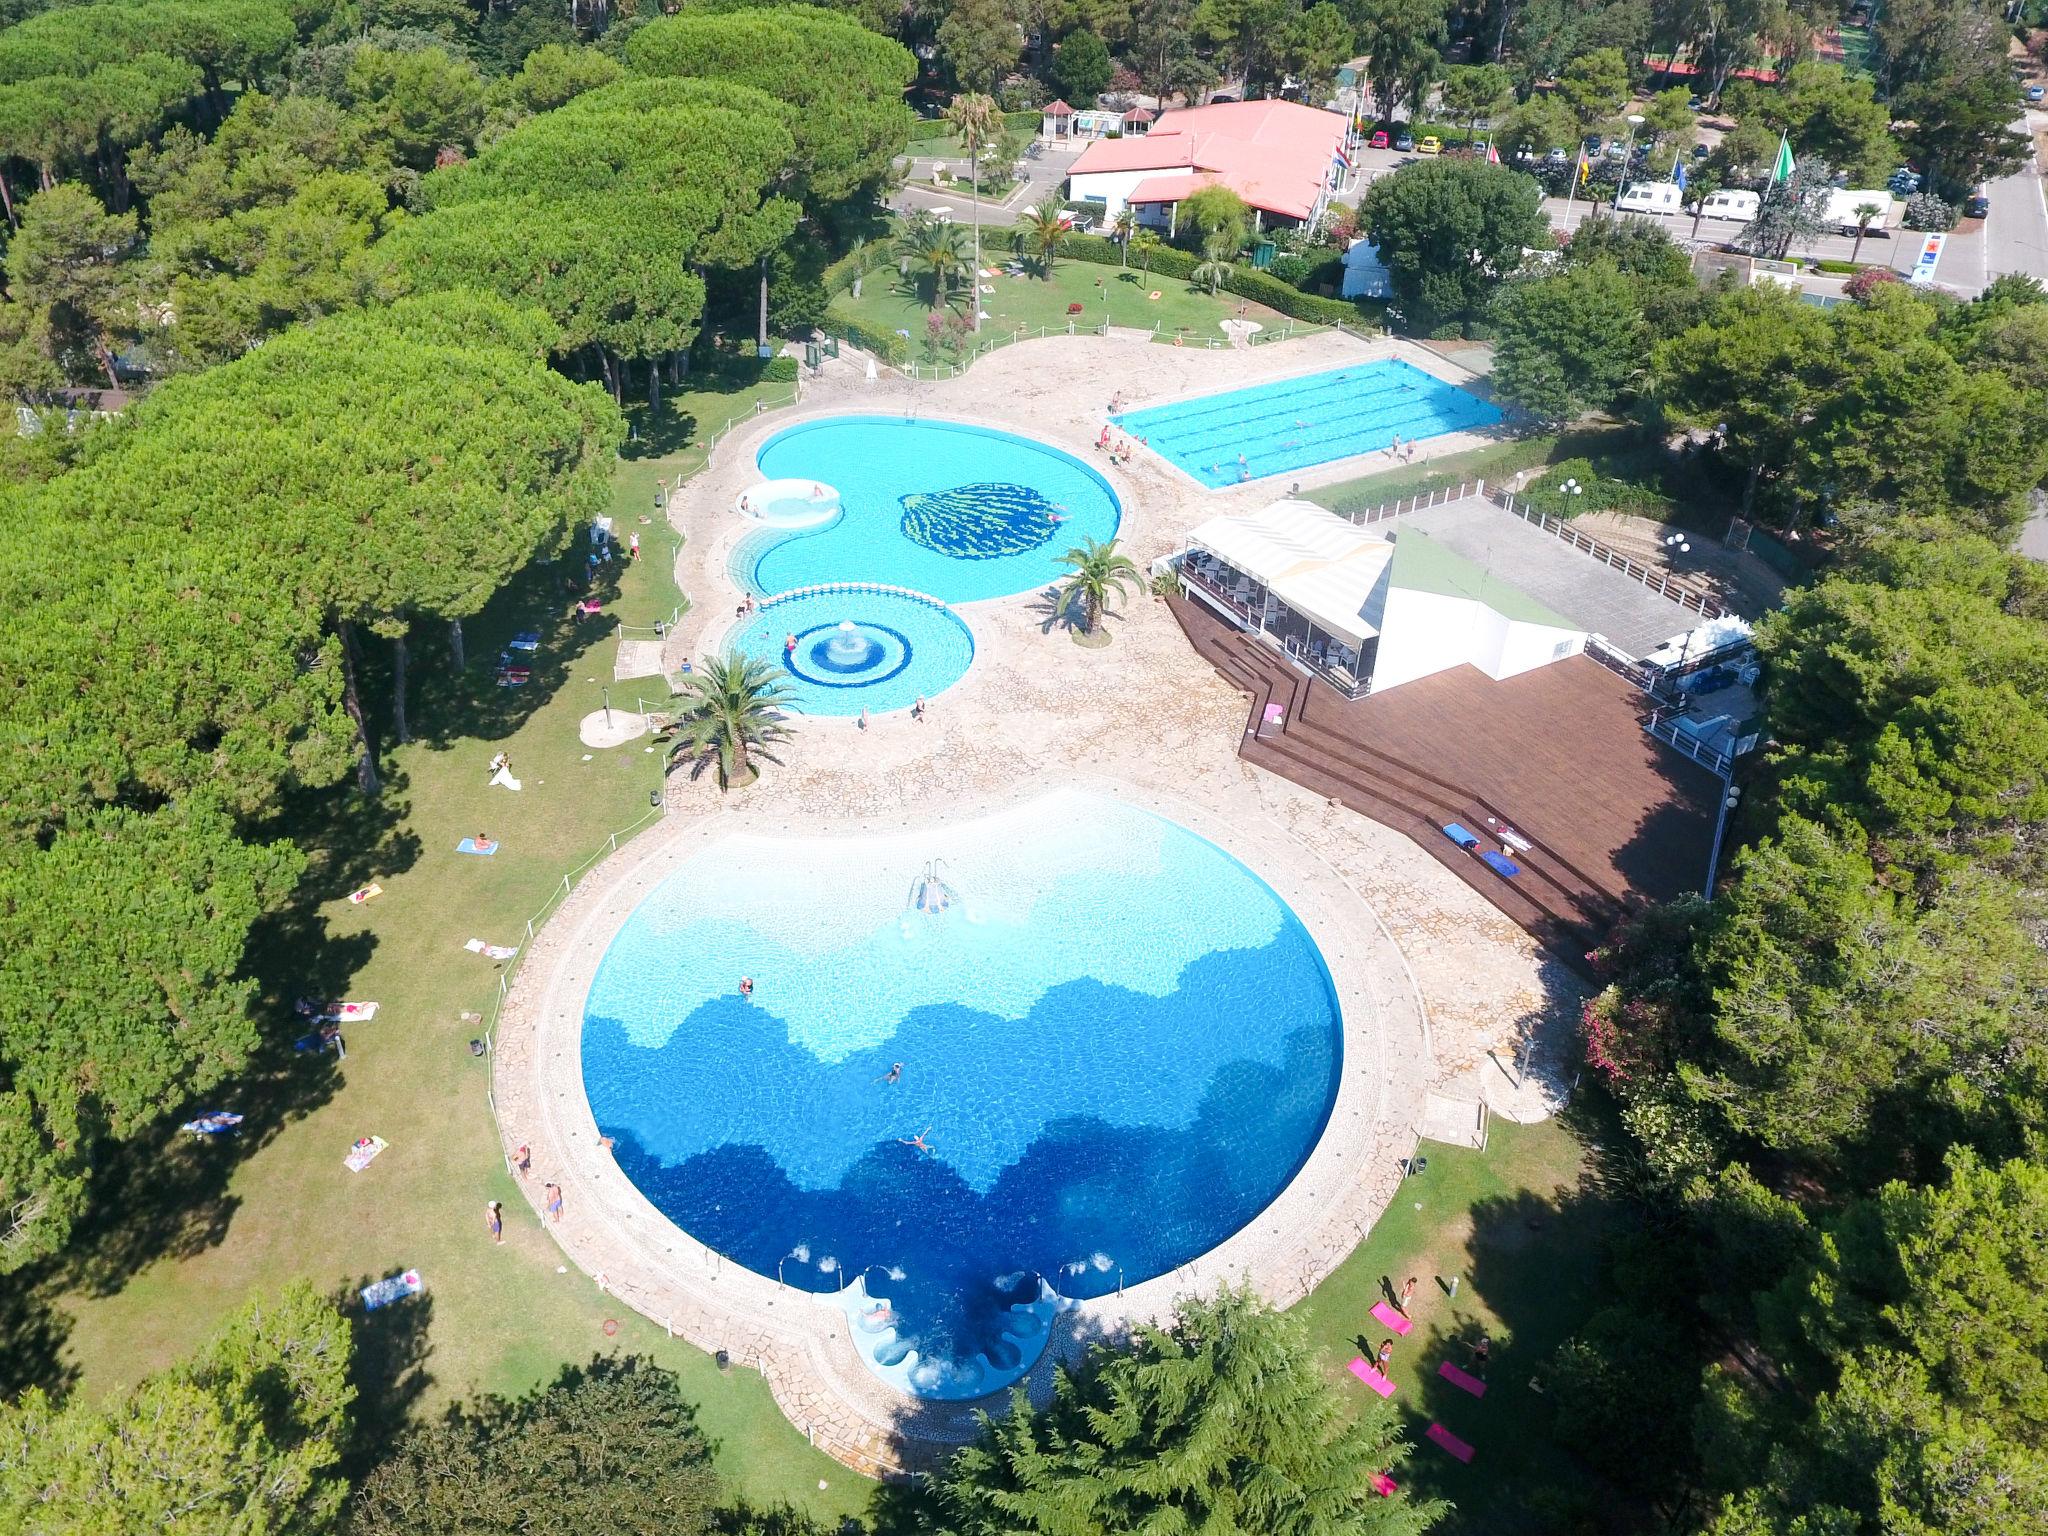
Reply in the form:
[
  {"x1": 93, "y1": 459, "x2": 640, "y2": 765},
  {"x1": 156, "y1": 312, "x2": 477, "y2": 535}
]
[
  {"x1": 1370, "y1": 1300, "x2": 1413, "y2": 1335},
  {"x1": 464, "y1": 939, "x2": 518, "y2": 960},
  {"x1": 1426, "y1": 1424, "x2": 1474, "y2": 1462},
  {"x1": 1441, "y1": 823, "x2": 1481, "y2": 850},
  {"x1": 1496, "y1": 826, "x2": 1532, "y2": 854},
  {"x1": 181, "y1": 1111, "x2": 243, "y2": 1137},
  {"x1": 360, "y1": 1268, "x2": 423, "y2": 1311},
  {"x1": 1480, "y1": 851, "x2": 1520, "y2": 878},
  {"x1": 347, "y1": 882, "x2": 382, "y2": 904},
  {"x1": 344, "y1": 1135, "x2": 387, "y2": 1173},
  {"x1": 1439, "y1": 1360, "x2": 1488, "y2": 1398},
  {"x1": 456, "y1": 838, "x2": 498, "y2": 856},
  {"x1": 1348, "y1": 1359, "x2": 1396, "y2": 1398}
]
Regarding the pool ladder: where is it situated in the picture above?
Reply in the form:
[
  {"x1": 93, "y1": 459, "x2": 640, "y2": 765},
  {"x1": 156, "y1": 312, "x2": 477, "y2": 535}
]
[{"x1": 905, "y1": 858, "x2": 957, "y2": 915}]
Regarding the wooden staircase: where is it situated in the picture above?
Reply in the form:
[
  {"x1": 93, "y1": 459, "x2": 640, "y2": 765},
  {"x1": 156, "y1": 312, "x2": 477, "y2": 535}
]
[{"x1": 1170, "y1": 595, "x2": 1612, "y2": 966}]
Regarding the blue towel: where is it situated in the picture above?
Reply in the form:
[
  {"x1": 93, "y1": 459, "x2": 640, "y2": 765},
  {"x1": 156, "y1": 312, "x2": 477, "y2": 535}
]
[
  {"x1": 509, "y1": 630, "x2": 541, "y2": 652},
  {"x1": 1481, "y1": 851, "x2": 1520, "y2": 878},
  {"x1": 456, "y1": 838, "x2": 499, "y2": 856}
]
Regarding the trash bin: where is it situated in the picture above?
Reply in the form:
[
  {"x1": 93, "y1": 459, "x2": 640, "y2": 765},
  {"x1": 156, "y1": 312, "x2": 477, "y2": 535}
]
[{"x1": 1251, "y1": 240, "x2": 1276, "y2": 269}]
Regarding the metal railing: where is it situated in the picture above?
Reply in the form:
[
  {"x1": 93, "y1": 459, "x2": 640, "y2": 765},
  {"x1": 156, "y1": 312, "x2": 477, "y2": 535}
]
[
  {"x1": 1646, "y1": 711, "x2": 1737, "y2": 778},
  {"x1": 1178, "y1": 564, "x2": 1369, "y2": 697},
  {"x1": 1327, "y1": 480, "x2": 1480, "y2": 527},
  {"x1": 690, "y1": 388, "x2": 803, "y2": 467},
  {"x1": 481, "y1": 803, "x2": 668, "y2": 1087},
  {"x1": 1484, "y1": 489, "x2": 1727, "y2": 618}
]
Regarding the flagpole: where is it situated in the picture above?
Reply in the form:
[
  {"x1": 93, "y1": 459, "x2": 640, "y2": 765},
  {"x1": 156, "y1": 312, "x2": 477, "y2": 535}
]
[{"x1": 1563, "y1": 148, "x2": 1582, "y2": 230}]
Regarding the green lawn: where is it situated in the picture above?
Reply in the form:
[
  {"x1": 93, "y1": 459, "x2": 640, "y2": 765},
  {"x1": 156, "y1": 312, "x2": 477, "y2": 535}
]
[
  {"x1": 1294, "y1": 1118, "x2": 1609, "y2": 1533},
  {"x1": 26, "y1": 370, "x2": 868, "y2": 1520},
  {"x1": 831, "y1": 257, "x2": 1282, "y2": 355},
  {"x1": 1308, "y1": 436, "x2": 1559, "y2": 514}
]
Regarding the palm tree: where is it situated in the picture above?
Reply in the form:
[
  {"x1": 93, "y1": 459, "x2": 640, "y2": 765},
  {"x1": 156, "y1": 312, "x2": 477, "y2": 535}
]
[
  {"x1": 1849, "y1": 200, "x2": 1883, "y2": 263},
  {"x1": 1190, "y1": 227, "x2": 1236, "y2": 295},
  {"x1": 1055, "y1": 537, "x2": 1140, "y2": 639},
  {"x1": 945, "y1": 92, "x2": 1003, "y2": 331},
  {"x1": 1112, "y1": 205, "x2": 1137, "y2": 265},
  {"x1": 1128, "y1": 227, "x2": 1161, "y2": 274},
  {"x1": 1018, "y1": 191, "x2": 1068, "y2": 278},
  {"x1": 894, "y1": 216, "x2": 969, "y2": 309},
  {"x1": 666, "y1": 652, "x2": 792, "y2": 790}
]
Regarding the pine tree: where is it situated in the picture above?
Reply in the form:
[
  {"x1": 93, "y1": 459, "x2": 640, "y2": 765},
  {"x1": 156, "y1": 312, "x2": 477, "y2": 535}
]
[{"x1": 932, "y1": 1284, "x2": 1445, "y2": 1536}]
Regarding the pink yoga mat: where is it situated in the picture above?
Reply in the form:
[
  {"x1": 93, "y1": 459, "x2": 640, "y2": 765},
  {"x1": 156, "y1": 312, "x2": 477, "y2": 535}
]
[
  {"x1": 1347, "y1": 1358, "x2": 1395, "y2": 1398},
  {"x1": 1370, "y1": 1300, "x2": 1413, "y2": 1335},
  {"x1": 1370, "y1": 1473, "x2": 1397, "y2": 1497},
  {"x1": 1439, "y1": 1360, "x2": 1488, "y2": 1398},
  {"x1": 1426, "y1": 1423, "x2": 1475, "y2": 1463}
]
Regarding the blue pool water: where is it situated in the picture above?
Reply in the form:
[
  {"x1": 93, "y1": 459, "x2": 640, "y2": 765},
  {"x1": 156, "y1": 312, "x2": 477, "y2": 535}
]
[
  {"x1": 742, "y1": 417, "x2": 1121, "y2": 602},
  {"x1": 1112, "y1": 359, "x2": 1503, "y2": 488},
  {"x1": 581, "y1": 791, "x2": 1342, "y2": 1398},
  {"x1": 731, "y1": 589, "x2": 974, "y2": 716}
]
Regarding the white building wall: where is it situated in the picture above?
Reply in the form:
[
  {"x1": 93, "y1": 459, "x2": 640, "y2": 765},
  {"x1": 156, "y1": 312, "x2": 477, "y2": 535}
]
[
  {"x1": 1366, "y1": 586, "x2": 1480, "y2": 693},
  {"x1": 1067, "y1": 168, "x2": 1159, "y2": 221},
  {"x1": 1368, "y1": 586, "x2": 1587, "y2": 693}
]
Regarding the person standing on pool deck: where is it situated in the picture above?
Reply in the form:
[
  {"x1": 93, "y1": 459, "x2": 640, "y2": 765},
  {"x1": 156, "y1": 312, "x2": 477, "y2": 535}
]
[{"x1": 543, "y1": 1183, "x2": 563, "y2": 1223}]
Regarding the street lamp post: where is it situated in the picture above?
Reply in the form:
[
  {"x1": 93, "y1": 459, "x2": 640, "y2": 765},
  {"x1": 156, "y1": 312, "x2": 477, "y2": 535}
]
[
  {"x1": 1704, "y1": 782, "x2": 1741, "y2": 897},
  {"x1": 1612, "y1": 112, "x2": 1646, "y2": 215}
]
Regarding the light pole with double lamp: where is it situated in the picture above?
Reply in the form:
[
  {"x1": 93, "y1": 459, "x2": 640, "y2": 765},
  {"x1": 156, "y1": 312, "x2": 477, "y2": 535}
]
[{"x1": 1611, "y1": 112, "x2": 1646, "y2": 214}]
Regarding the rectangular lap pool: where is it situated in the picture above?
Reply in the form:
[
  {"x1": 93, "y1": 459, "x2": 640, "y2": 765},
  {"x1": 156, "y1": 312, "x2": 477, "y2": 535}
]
[{"x1": 1112, "y1": 359, "x2": 1502, "y2": 488}]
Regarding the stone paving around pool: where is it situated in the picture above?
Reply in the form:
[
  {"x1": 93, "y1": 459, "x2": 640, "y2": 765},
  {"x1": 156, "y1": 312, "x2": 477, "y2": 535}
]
[{"x1": 492, "y1": 330, "x2": 1576, "y2": 1479}]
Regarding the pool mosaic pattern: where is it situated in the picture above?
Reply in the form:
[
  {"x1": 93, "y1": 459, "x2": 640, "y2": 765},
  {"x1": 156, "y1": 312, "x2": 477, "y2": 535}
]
[
  {"x1": 1112, "y1": 359, "x2": 1503, "y2": 488},
  {"x1": 744, "y1": 417, "x2": 1121, "y2": 602},
  {"x1": 730, "y1": 589, "x2": 973, "y2": 717},
  {"x1": 580, "y1": 792, "x2": 1342, "y2": 1398}
]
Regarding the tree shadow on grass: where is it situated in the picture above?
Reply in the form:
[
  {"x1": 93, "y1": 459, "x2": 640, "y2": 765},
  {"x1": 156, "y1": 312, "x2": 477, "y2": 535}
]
[
  {"x1": 0, "y1": 1264, "x2": 76, "y2": 1401},
  {"x1": 335, "y1": 1275, "x2": 436, "y2": 1481}
]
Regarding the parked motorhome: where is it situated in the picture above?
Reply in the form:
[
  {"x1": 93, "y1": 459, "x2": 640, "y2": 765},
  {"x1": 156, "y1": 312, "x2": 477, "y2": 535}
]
[
  {"x1": 1697, "y1": 188, "x2": 1761, "y2": 221},
  {"x1": 1821, "y1": 190, "x2": 1896, "y2": 235},
  {"x1": 1616, "y1": 180, "x2": 1685, "y2": 215}
]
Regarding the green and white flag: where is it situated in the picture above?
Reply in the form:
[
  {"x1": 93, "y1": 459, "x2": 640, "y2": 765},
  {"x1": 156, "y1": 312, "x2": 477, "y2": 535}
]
[{"x1": 1769, "y1": 132, "x2": 1794, "y2": 185}]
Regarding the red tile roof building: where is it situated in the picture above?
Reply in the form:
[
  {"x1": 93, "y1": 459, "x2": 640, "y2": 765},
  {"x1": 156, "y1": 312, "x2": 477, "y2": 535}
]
[{"x1": 1065, "y1": 98, "x2": 1349, "y2": 229}]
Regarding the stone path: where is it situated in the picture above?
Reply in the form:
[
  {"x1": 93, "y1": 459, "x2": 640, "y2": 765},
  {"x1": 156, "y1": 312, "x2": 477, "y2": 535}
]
[{"x1": 492, "y1": 330, "x2": 1586, "y2": 1477}]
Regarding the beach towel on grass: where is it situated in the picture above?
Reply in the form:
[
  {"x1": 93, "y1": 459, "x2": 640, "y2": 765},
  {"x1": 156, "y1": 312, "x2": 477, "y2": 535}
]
[
  {"x1": 347, "y1": 882, "x2": 383, "y2": 904},
  {"x1": 1426, "y1": 1424, "x2": 1474, "y2": 1463},
  {"x1": 456, "y1": 839, "x2": 498, "y2": 856},
  {"x1": 361, "y1": 1269, "x2": 423, "y2": 1310},
  {"x1": 1371, "y1": 1300, "x2": 1413, "y2": 1335},
  {"x1": 300, "y1": 1001, "x2": 377, "y2": 1023},
  {"x1": 464, "y1": 939, "x2": 518, "y2": 960},
  {"x1": 1439, "y1": 1360, "x2": 1488, "y2": 1398},
  {"x1": 1348, "y1": 1359, "x2": 1396, "y2": 1398},
  {"x1": 344, "y1": 1136, "x2": 387, "y2": 1172}
]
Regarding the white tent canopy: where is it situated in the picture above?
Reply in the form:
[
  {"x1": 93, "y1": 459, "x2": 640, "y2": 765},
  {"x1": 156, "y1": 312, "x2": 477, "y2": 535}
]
[{"x1": 1184, "y1": 500, "x2": 1393, "y2": 646}]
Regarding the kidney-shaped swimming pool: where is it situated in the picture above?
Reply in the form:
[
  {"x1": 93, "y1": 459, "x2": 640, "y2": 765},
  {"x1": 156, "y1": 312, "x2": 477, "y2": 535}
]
[
  {"x1": 736, "y1": 416, "x2": 1122, "y2": 604},
  {"x1": 580, "y1": 791, "x2": 1341, "y2": 1399}
]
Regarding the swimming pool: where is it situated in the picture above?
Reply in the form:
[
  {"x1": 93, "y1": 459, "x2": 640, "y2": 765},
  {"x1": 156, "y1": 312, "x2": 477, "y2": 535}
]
[
  {"x1": 1112, "y1": 360, "x2": 1502, "y2": 488},
  {"x1": 580, "y1": 791, "x2": 1341, "y2": 1399},
  {"x1": 729, "y1": 588, "x2": 974, "y2": 717},
  {"x1": 739, "y1": 417, "x2": 1121, "y2": 603}
]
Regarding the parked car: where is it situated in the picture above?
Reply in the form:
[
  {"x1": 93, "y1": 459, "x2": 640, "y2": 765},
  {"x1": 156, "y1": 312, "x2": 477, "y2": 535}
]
[
  {"x1": 1964, "y1": 189, "x2": 1991, "y2": 218},
  {"x1": 1546, "y1": 146, "x2": 1570, "y2": 166},
  {"x1": 1604, "y1": 138, "x2": 1627, "y2": 160},
  {"x1": 1369, "y1": 129, "x2": 1389, "y2": 149},
  {"x1": 1394, "y1": 130, "x2": 1415, "y2": 152},
  {"x1": 1687, "y1": 94, "x2": 1705, "y2": 111},
  {"x1": 1692, "y1": 143, "x2": 1710, "y2": 160},
  {"x1": 2028, "y1": 84, "x2": 2045, "y2": 104},
  {"x1": 1417, "y1": 135, "x2": 1442, "y2": 155}
]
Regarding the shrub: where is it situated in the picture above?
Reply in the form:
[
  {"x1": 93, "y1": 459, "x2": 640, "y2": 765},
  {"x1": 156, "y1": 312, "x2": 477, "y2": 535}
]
[
  {"x1": 1843, "y1": 266, "x2": 1902, "y2": 302},
  {"x1": 1268, "y1": 253, "x2": 1312, "y2": 286},
  {"x1": 761, "y1": 356, "x2": 799, "y2": 382},
  {"x1": 1903, "y1": 192, "x2": 1955, "y2": 230},
  {"x1": 821, "y1": 308, "x2": 909, "y2": 366},
  {"x1": 907, "y1": 119, "x2": 951, "y2": 143},
  {"x1": 822, "y1": 240, "x2": 893, "y2": 296}
]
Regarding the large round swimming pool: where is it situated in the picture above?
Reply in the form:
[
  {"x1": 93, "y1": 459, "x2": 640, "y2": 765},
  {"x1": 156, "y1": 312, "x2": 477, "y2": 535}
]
[
  {"x1": 581, "y1": 791, "x2": 1341, "y2": 1399},
  {"x1": 738, "y1": 416, "x2": 1122, "y2": 603}
]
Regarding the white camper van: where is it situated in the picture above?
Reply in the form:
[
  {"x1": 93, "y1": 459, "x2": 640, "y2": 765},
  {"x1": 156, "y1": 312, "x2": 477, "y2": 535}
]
[
  {"x1": 1822, "y1": 190, "x2": 1896, "y2": 235},
  {"x1": 1698, "y1": 188, "x2": 1761, "y2": 222},
  {"x1": 1616, "y1": 181, "x2": 1685, "y2": 215}
]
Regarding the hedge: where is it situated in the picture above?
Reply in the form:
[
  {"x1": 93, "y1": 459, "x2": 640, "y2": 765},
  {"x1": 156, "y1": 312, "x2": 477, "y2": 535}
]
[
  {"x1": 823, "y1": 240, "x2": 896, "y2": 296},
  {"x1": 907, "y1": 110, "x2": 1041, "y2": 143},
  {"x1": 820, "y1": 309, "x2": 910, "y2": 366}
]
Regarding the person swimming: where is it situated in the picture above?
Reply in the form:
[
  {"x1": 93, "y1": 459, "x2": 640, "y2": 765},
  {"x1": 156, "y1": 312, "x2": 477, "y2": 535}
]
[
  {"x1": 876, "y1": 1062, "x2": 903, "y2": 1084},
  {"x1": 898, "y1": 1126, "x2": 934, "y2": 1155},
  {"x1": 739, "y1": 976, "x2": 754, "y2": 998}
]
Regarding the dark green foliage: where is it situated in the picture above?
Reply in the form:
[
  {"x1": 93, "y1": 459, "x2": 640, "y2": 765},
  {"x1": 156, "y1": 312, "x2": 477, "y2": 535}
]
[
  {"x1": 351, "y1": 1356, "x2": 721, "y2": 1536},
  {"x1": 1047, "y1": 28, "x2": 1111, "y2": 105},
  {"x1": 931, "y1": 1285, "x2": 1443, "y2": 1535},
  {"x1": 1359, "y1": 159, "x2": 1549, "y2": 331}
]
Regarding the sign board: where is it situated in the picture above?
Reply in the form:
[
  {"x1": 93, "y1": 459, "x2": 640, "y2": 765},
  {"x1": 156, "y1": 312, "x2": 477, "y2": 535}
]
[{"x1": 1907, "y1": 231, "x2": 1946, "y2": 285}]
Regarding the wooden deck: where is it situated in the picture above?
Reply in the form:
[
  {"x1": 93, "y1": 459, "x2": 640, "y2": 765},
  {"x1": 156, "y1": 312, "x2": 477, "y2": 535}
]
[{"x1": 1169, "y1": 597, "x2": 1721, "y2": 961}]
